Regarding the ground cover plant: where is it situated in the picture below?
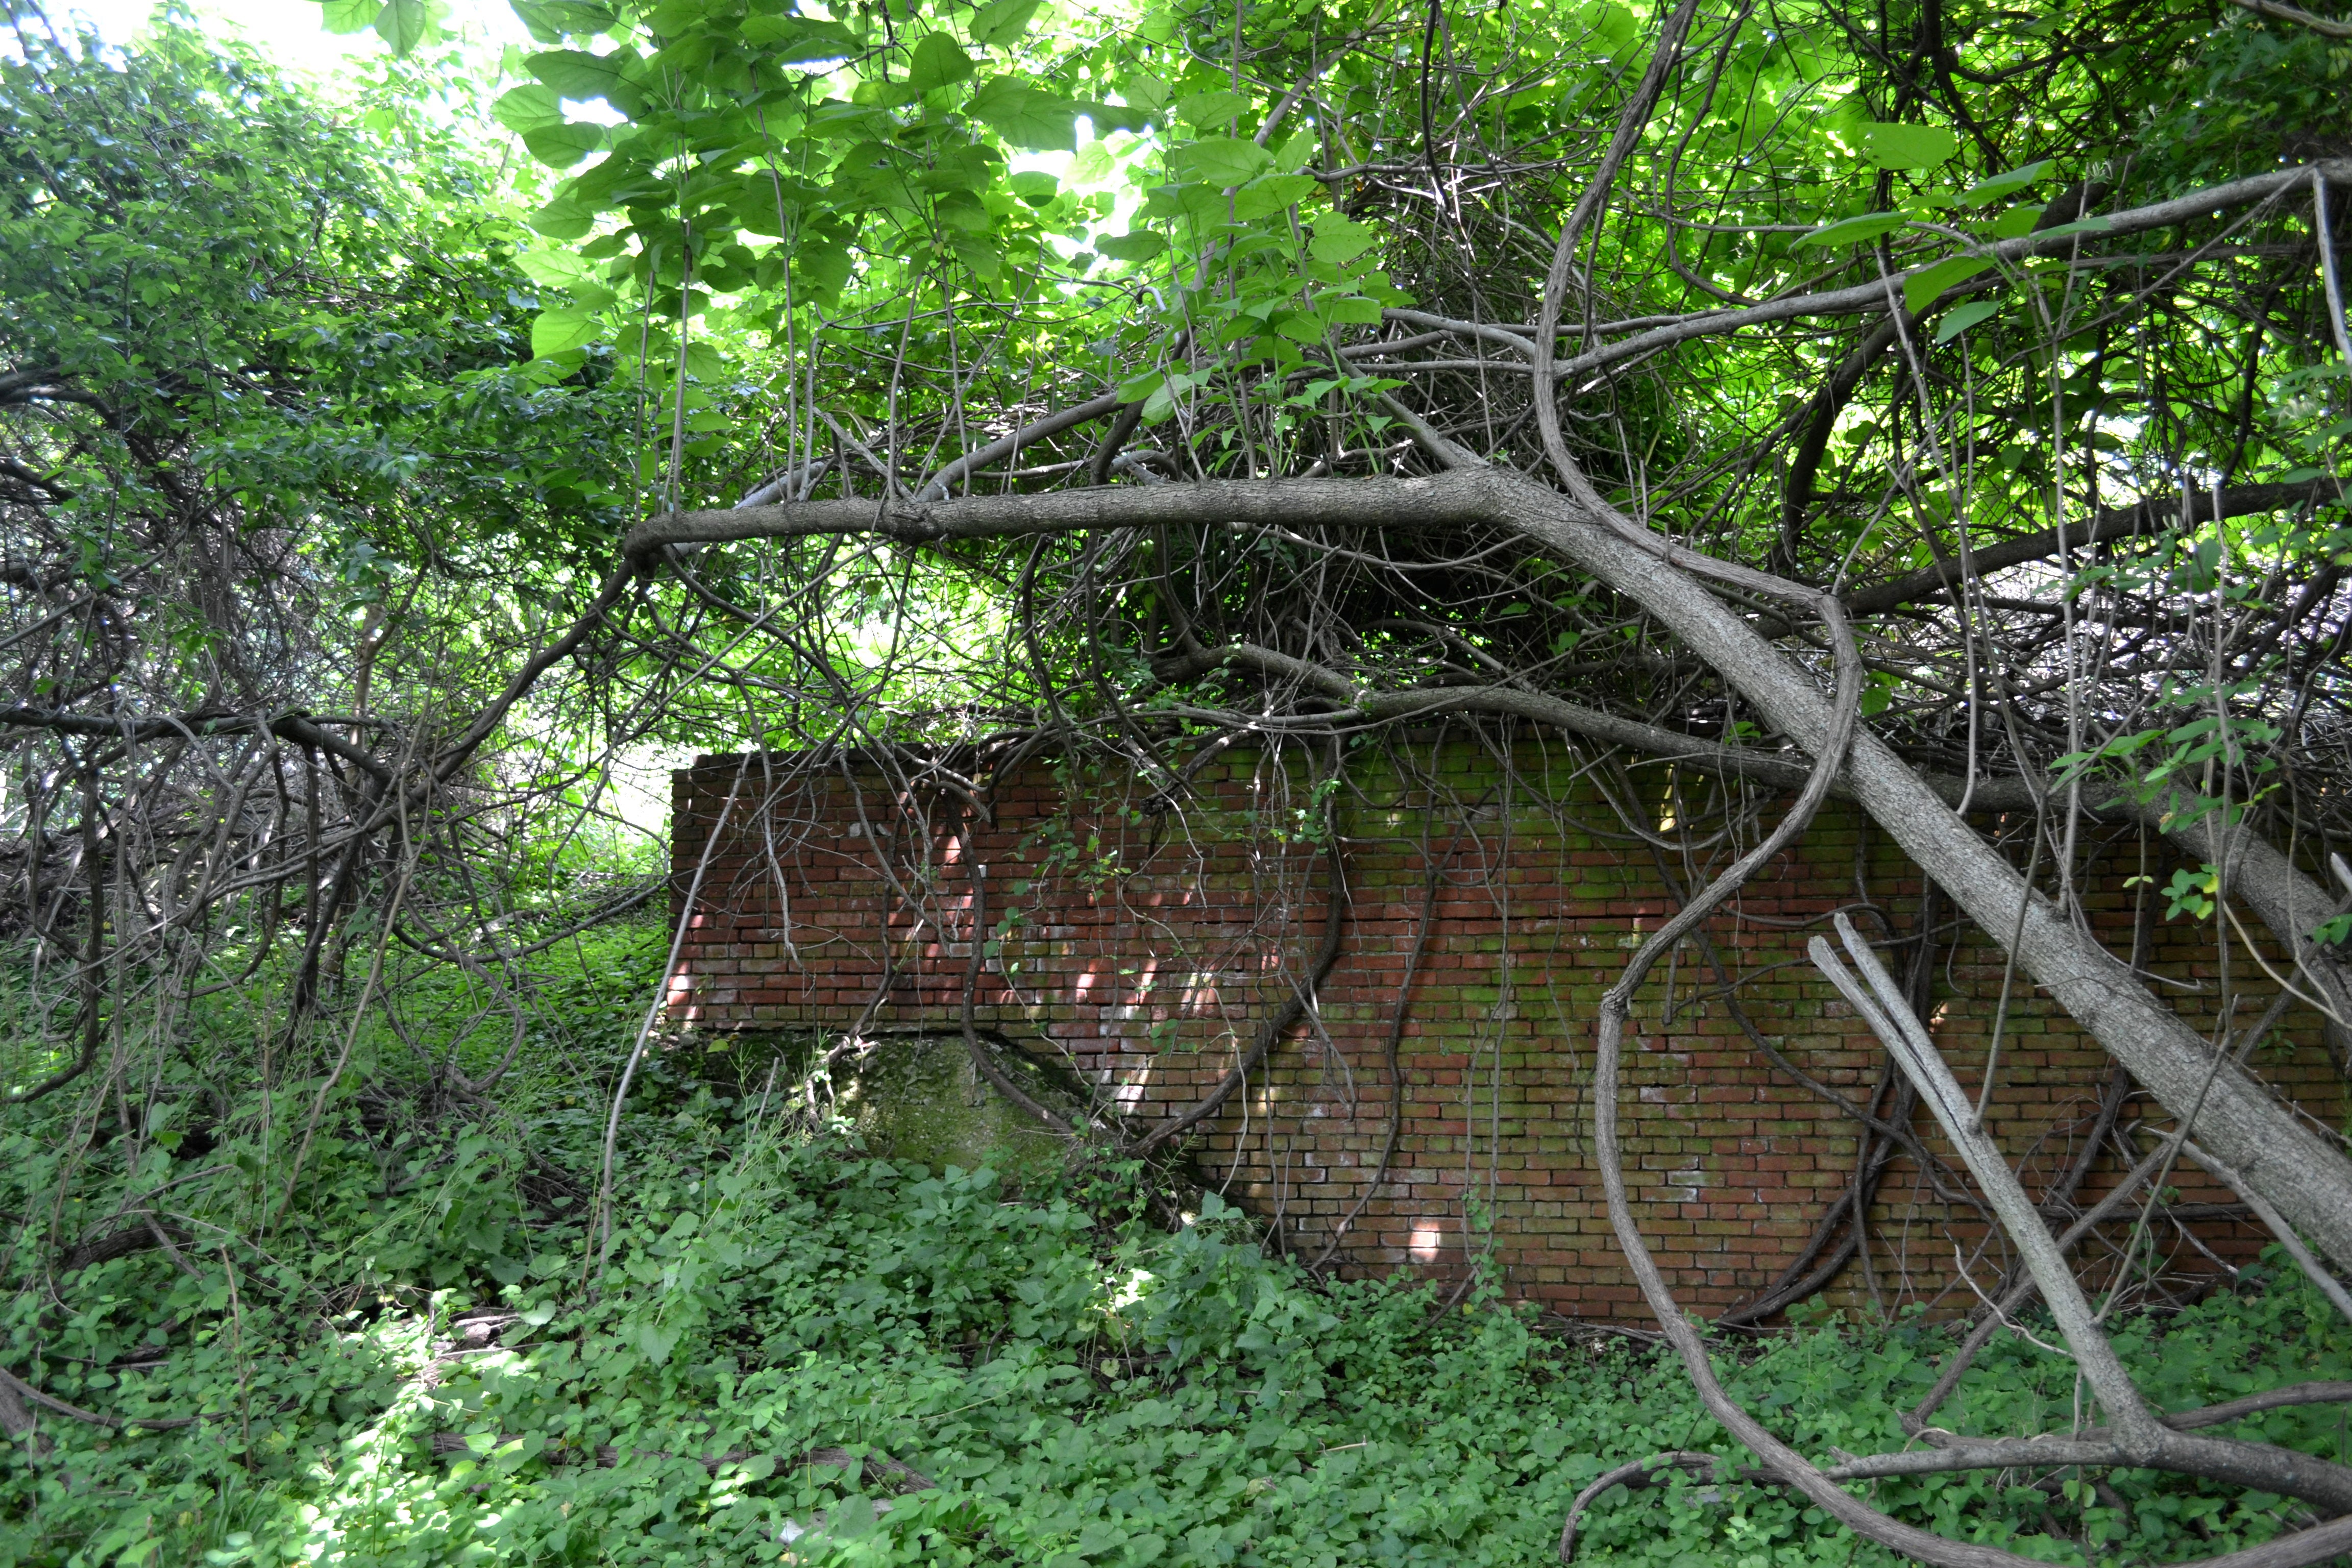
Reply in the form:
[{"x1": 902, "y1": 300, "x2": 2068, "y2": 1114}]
[{"x1": 3, "y1": 985, "x2": 2349, "y2": 1568}]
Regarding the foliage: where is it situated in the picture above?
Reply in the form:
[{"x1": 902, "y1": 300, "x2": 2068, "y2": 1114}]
[{"x1": 4, "y1": 1026, "x2": 2349, "y2": 1568}]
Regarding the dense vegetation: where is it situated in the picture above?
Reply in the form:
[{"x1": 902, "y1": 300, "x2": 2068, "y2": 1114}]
[
  {"x1": 3, "y1": 927, "x2": 2348, "y2": 1568},
  {"x1": 6, "y1": 0, "x2": 2352, "y2": 1562}
]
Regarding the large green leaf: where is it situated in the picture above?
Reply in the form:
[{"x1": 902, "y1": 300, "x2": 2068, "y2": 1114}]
[
  {"x1": 1227, "y1": 173, "x2": 1317, "y2": 220},
  {"x1": 1309, "y1": 218, "x2": 1376, "y2": 264},
  {"x1": 1959, "y1": 159, "x2": 2052, "y2": 207},
  {"x1": 528, "y1": 49, "x2": 648, "y2": 117},
  {"x1": 1173, "y1": 89, "x2": 1247, "y2": 128},
  {"x1": 530, "y1": 306, "x2": 601, "y2": 357},
  {"x1": 1794, "y1": 211, "x2": 1906, "y2": 249},
  {"x1": 952, "y1": 235, "x2": 1003, "y2": 282},
  {"x1": 1009, "y1": 171, "x2": 1060, "y2": 207},
  {"x1": 969, "y1": 79, "x2": 1083, "y2": 150},
  {"x1": 508, "y1": 1, "x2": 617, "y2": 43},
  {"x1": 1852, "y1": 121, "x2": 1961, "y2": 169},
  {"x1": 908, "y1": 32, "x2": 976, "y2": 94},
  {"x1": 528, "y1": 196, "x2": 597, "y2": 240},
  {"x1": 793, "y1": 236, "x2": 853, "y2": 302},
  {"x1": 318, "y1": 0, "x2": 380, "y2": 35},
  {"x1": 1904, "y1": 255, "x2": 1992, "y2": 313},
  {"x1": 1170, "y1": 137, "x2": 1270, "y2": 188},
  {"x1": 521, "y1": 122, "x2": 605, "y2": 168},
  {"x1": 1933, "y1": 299, "x2": 2004, "y2": 341},
  {"x1": 492, "y1": 84, "x2": 564, "y2": 135},
  {"x1": 968, "y1": 0, "x2": 1042, "y2": 47},
  {"x1": 373, "y1": 0, "x2": 444, "y2": 54},
  {"x1": 1096, "y1": 230, "x2": 1168, "y2": 262}
]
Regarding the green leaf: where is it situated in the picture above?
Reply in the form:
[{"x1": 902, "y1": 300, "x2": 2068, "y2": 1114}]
[
  {"x1": 2032, "y1": 214, "x2": 2113, "y2": 240},
  {"x1": 1933, "y1": 299, "x2": 2003, "y2": 341},
  {"x1": 509, "y1": 1, "x2": 616, "y2": 43},
  {"x1": 1173, "y1": 89, "x2": 1248, "y2": 128},
  {"x1": 492, "y1": 84, "x2": 564, "y2": 135},
  {"x1": 1069, "y1": 140, "x2": 1114, "y2": 183},
  {"x1": 1904, "y1": 255, "x2": 1992, "y2": 313},
  {"x1": 1309, "y1": 219, "x2": 1375, "y2": 263},
  {"x1": 528, "y1": 49, "x2": 647, "y2": 117},
  {"x1": 934, "y1": 189, "x2": 993, "y2": 233},
  {"x1": 795, "y1": 237, "x2": 852, "y2": 302},
  {"x1": 516, "y1": 250, "x2": 593, "y2": 288},
  {"x1": 740, "y1": 13, "x2": 853, "y2": 47},
  {"x1": 319, "y1": 0, "x2": 380, "y2": 35},
  {"x1": 521, "y1": 121, "x2": 605, "y2": 168},
  {"x1": 1170, "y1": 136, "x2": 1270, "y2": 188},
  {"x1": 969, "y1": 81, "x2": 1083, "y2": 150},
  {"x1": 767, "y1": 33, "x2": 857, "y2": 65},
  {"x1": 1987, "y1": 205, "x2": 2043, "y2": 239},
  {"x1": 1117, "y1": 369, "x2": 1167, "y2": 402},
  {"x1": 1228, "y1": 173, "x2": 1316, "y2": 220},
  {"x1": 951, "y1": 235, "x2": 1002, "y2": 282},
  {"x1": 529, "y1": 197, "x2": 596, "y2": 240},
  {"x1": 968, "y1": 0, "x2": 1042, "y2": 46},
  {"x1": 1581, "y1": 1, "x2": 1638, "y2": 54},
  {"x1": 1084, "y1": 99, "x2": 1155, "y2": 135},
  {"x1": 531, "y1": 306, "x2": 601, "y2": 357},
  {"x1": 1958, "y1": 159, "x2": 2052, "y2": 207},
  {"x1": 908, "y1": 32, "x2": 975, "y2": 94},
  {"x1": 1852, "y1": 121, "x2": 1961, "y2": 169},
  {"x1": 1096, "y1": 229, "x2": 1168, "y2": 262},
  {"x1": 1793, "y1": 211, "x2": 1906, "y2": 249},
  {"x1": 373, "y1": 0, "x2": 443, "y2": 54},
  {"x1": 1318, "y1": 294, "x2": 1382, "y2": 326},
  {"x1": 1009, "y1": 170, "x2": 1060, "y2": 207}
]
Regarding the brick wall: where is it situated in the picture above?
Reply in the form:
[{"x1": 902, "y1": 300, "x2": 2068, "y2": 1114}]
[{"x1": 668, "y1": 737, "x2": 2347, "y2": 1323}]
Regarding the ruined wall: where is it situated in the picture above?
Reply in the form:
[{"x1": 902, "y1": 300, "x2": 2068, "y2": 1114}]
[{"x1": 668, "y1": 737, "x2": 2347, "y2": 1322}]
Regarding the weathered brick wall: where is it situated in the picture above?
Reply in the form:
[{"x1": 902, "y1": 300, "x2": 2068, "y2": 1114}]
[{"x1": 669, "y1": 738, "x2": 2347, "y2": 1322}]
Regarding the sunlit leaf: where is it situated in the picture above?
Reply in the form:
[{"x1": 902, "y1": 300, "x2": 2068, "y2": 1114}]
[
  {"x1": 516, "y1": 250, "x2": 593, "y2": 288},
  {"x1": 908, "y1": 32, "x2": 976, "y2": 94},
  {"x1": 1170, "y1": 136, "x2": 1270, "y2": 188},
  {"x1": 492, "y1": 84, "x2": 564, "y2": 135},
  {"x1": 530, "y1": 306, "x2": 601, "y2": 357},
  {"x1": 1097, "y1": 230, "x2": 1168, "y2": 262},
  {"x1": 1228, "y1": 173, "x2": 1316, "y2": 220},
  {"x1": 318, "y1": 0, "x2": 380, "y2": 35},
  {"x1": 1904, "y1": 255, "x2": 1992, "y2": 313},
  {"x1": 373, "y1": 0, "x2": 443, "y2": 54},
  {"x1": 969, "y1": 79, "x2": 1082, "y2": 150},
  {"x1": 1309, "y1": 218, "x2": 1375, "y2": 263},
  {"x1": 969, "y1": 0, "x2": 1042, "y2": 47},
  {"x1": 951, "y1": 235, "x2": 1003, "y2": 282},
  {"x1": 508, "y1": 1, "x2": 616, "y2": 43},
  {"x1": 528, "y1": 196, "x2": 596, "y2": 240},
  {"x1": 1793, "y1": 211, "x2": 1906, "y2": 249},
  {"x1": 1852, "y1": 121, "x2": 1961, "y2": 169},
  {"x1": 1173, "y1": 89, "x2": 1247, "y2": 128},
  {"x1": 1958, "y1": 159, "x2": 2052, "y2": 206},
  {"x1": 522, "y1": 121, "x2": 605, "y2": 168},
  {"x1": 528, "y1": 48, "x2": 647, "y2": 117},
  {"x1": 1933, "y1": 299, "x2": 2003, "y2": 341}
]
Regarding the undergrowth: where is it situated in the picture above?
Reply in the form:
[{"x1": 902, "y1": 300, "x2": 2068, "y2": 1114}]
[{"x1": 2, "y1": 936, "x2": 2348, "y2": 1568}]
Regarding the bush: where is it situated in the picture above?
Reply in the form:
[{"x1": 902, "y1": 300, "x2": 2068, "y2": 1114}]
[{"x1": 4, "y1": 1057, "x2": 2349, "y2": 1568}]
